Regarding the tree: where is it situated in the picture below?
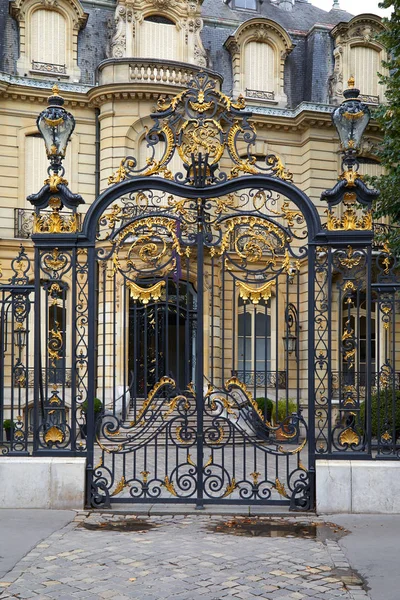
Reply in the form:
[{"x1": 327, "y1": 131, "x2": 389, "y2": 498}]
[{"x1": 369, "y1": 1, "x2": 400, "y2": 236}]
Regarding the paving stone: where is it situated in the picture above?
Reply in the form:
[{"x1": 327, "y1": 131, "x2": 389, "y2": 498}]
[{"x1": 0, "y1": 515, "x2": 372, "y2": 600}]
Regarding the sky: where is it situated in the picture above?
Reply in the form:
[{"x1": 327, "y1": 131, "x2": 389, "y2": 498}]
[{"x1": 310, "y1": 0, "x2": 391, "y2": 16}]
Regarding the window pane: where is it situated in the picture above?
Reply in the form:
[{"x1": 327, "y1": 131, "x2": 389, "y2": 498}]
[
  {"x1": 245, "y1": 41, "x2": 274, "y2": 92},
  {"x1": 238, "y1": 312, "x2": 251, "y2": 336},
  {"x1": 235, "y1": 0, "x2": 257, "y2": 8}
]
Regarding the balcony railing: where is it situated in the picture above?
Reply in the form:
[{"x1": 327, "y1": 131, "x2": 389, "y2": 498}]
[
  {"x1": 14, "y1": 208, "x2": 82, "y2": 239},
  {"x1": 97, "y1": 58, "x2": 223, "y2": 89},
  {"x1": 14, "y1": 367, "x2": 73, "y2": 388},
  {"x1": 245, "y1": 88, "x2": 275, "y2": 101},
  {"x1": 235, "y1": 370, "x2": 286, "y2": 389},
  {"x1": 331, "y1": 371, "x2": 400, "y2": 398},
  {"x1": 31, "y1": 61, "x2": 67, "y2": 75}
]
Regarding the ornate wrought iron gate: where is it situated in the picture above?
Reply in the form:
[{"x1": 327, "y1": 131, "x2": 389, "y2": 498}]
[{"x1": 3, "y1": 73, "x2": 395, "y2": 510}]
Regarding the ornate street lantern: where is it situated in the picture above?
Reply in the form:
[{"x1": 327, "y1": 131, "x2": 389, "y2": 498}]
[
  {"x1": 28, "y1": 84, "x2": 83, "y2": 232},
  {"x1": 331, "y1": 77, "x2": 370, "y2": 169},
  {"x1": 321, "y1": 77, "x2": 379, "y2": 227},
  {"x1": 282, "y1": 303, "x2": 298, "y2": 357},
  {"x1": 13, "y1": 323, "x2": 27, "y2": 349},
  {"x1": 37, "y1": 85, "x2": 75, "y2": 174},
  {"x1": 282, "y1": 332, "x2": 297, "y2": 355}
]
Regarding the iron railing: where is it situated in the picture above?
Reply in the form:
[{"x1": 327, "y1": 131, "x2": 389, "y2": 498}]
[
  {"x1": 331, "y1": 371, "x2": 400, "y2": 398},
  {"x1": 234, "y1": 370, "x2": 286, "y2": 389},
  {"x1": 14, "y1": 208, "x2": 82, "y2": 238},
  {"x1": 14, "y1": 367, "x2": 73, "y2": 388},
  {"x1": 31, "y1": 61, "x2": 67, "y2": 75},
  {"x1": 245, "y1": 88, "x2": 275, "y2": 101}
]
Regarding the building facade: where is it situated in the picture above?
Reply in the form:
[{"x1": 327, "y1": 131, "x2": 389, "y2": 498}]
[{"x1": 1, "y1": 0, "x2": 398, "y2": 511}]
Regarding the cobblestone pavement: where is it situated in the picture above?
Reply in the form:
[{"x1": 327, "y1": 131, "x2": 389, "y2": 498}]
[{"x1": 0, "y1": 513, "x2": 371, "y2": 600}]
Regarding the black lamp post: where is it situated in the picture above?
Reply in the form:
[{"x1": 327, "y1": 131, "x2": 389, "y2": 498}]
[{"x1": 36, "y1": 85, "x2": 75, "y2": 175}]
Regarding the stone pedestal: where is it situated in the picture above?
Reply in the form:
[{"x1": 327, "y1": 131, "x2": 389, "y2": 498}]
[
  {"x1": 0, "y1": 457, "x2": 86, "y2": 510},
  {"x1": 316, "y1": 460, "x2": 400, "y2": 514}
]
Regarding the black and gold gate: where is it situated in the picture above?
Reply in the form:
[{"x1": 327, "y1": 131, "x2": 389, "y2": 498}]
[
  {"x1": 82, "y1": 74, "x2": 319, "y2": 509},
  {"x1": 2, "y1": 73, "x2": 397, "y2": 510}
]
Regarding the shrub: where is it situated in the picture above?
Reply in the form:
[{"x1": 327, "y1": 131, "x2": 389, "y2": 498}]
[
  {"x1": 3, "y1": 419, "x2": 14, "y2": 430},
  {"x1": 255, "y1": 397, "x2": 273, "y2": 420},
  {"x1": 274, "y1": 399, "x2": 298, "y2": 423},
  {"x1": 360, "y1": 390, "x2": 400, "y2": 438},
  {"x1": 81, "y1": 398, "x2": 103, "y2": 415}
]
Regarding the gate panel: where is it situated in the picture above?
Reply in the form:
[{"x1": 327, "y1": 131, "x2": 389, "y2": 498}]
[
  {"x1": 0, "y1": 247, "x2": 34, "y2": 454},
  {"x1": 91, "y1": 205, "x2": 201, "y2": 504},
  {"x1": 89, "y1": 183, "x2": 313, "y2": 509}
]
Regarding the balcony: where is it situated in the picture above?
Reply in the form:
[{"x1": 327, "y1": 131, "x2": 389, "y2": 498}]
[
  {"x1": 96, "y1": 58, "x2": 223, "y2": 90},
  {"x1": 14, "y1": 208, "x2": 82, "y2": 239},
  {"x1": 234, "y1": 370, "x2": 287, "y2": 389}
]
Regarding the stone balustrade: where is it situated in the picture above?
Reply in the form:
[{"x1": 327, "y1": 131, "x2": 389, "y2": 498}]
[{"x1": 97, "y1": 58, "x2": 223, "y2": 90}]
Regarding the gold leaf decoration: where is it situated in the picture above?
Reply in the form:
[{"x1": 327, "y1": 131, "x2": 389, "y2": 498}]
[
  {"x1": 222, "y1": 478, "x2": 237, "y2": 498},
  {"x1": 326, "y1": 208, "x2": 373, "y2": 231},
  {"x1": 274, "y1": 478, "x2": 288, "y2": 498},
  {"x1": 163, "y1": 476, "x2": 178, "y2": 497},
  {"x1": 126, "y1": 280, "x2": 166, "y2": 305},
  {"x1": 236, "y1": 280, "x2": 275, "y2": 305},
  {"x1": 130, "y1": 376, "x2": 175, "y2": 427},
  {"x1": 111, "y1": 476, "x2": 128, "y2": 497},
  {"x1": 43, "y1": 426, "x2": 64, "y2": 444},
  {"x1": 339, "y1": 428, "x2": 360, "y2": 447}
]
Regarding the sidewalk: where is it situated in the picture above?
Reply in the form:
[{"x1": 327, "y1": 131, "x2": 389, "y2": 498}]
[{"x1": 0, "y1": 510, "x2": 373, "y2": 600}]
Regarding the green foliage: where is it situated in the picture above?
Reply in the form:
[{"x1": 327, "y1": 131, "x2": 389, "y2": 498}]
[
  {"x1": 367, "y1": 2, "x2": 400, "y2": 247},
  {"x1": 3, "y1": 419, "x2": 14, "y2": 430},
  {"x1": 360, "y1": 389, "x2": 400, "y2": 437},
  {"x1": 255, "y1": 397, "x2": 273, "y2": 419},
  {"x1": 273, "y1": 399, "x2": 298, "y2": 423},
  {"x1": 81, "y1": 398, "x2": 103, "y2": 414}
]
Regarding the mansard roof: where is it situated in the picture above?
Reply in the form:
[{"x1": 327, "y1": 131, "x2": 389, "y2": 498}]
[{"x1": 201, "y1": 0, "x2": 353, "y2": 34}]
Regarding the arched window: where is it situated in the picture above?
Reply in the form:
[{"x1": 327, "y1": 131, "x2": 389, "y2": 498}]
[
  {"x1": 244, "y1": 41, "x2": 275, "y2": 99},
  {"x1": 351, "y1": 46, "x2": 380, "y2": 99},
  {"x1": 225, "y1": 19, "x2": 293, "y2": 105},
  {"x1": 10, "y1": 0, "x2": 87, "y2": 80},
  {"x1": 25, "y1": 134, "x2": 48, "y2": 204},
  {"x1": 140, "y1": 15, "x2": 178, "y2": 61},
  {"x1": 357, "y1": 157, "x2": 383, "y2": 179},
  {"x1": 237, "y1": 297, "x2": 272, "y2": 388},
  {"x1": 31, "y1": 9, "x2": 66, "y2": 70}
]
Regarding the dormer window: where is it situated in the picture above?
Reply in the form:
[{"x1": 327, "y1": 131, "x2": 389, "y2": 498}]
[
  {"x1": 234, "y1": 0, "x2": 257, "y2": 9},
  {"x1": 31, "y1": 9, "x2": 66, "y2": 74},
  {"x1": 10, "y1": 0, "x2": 87, "y2": 81},
  {"x1": 225, "y1": 18, "x2": 293, "y2": 107},
  {"x1": 330, "y1": 15, "x2": 388, "y2": 105}
]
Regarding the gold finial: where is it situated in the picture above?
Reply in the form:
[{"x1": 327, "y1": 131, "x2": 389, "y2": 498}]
[
  {"x1": 347, "y1": 76, "x2": 355, "y2": 89},
  {"x1": 52, "y1": 84, "x2": 60, "y2": 96}
]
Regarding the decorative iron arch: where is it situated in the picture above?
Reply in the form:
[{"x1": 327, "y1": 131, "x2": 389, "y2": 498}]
[{"x1": 81, "y1": 174, "x2": 322, "y2": 244}]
